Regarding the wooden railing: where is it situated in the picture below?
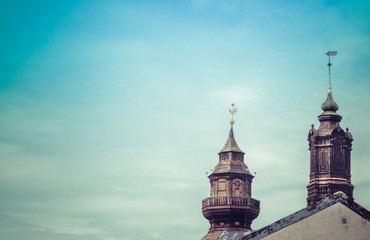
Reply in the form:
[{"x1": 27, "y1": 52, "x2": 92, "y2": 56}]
[{"x1": 202, "y1": 196, "x2": 260, "y2": 209}]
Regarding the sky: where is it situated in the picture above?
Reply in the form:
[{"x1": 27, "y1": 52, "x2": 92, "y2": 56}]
[{"x1": 0, "y1": 0, "x2": 370, "y2": 239}]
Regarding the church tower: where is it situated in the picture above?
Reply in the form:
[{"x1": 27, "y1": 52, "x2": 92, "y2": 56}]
[
  {"x1": 307, "y1": 51, "x2": 354, "y2": 206},
  {"x1": 202, "y1": 104, "x2": 260, "y2": 239}
]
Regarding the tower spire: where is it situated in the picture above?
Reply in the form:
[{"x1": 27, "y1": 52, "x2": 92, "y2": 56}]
[
  {"x1": 321, "y1": 51, "x2": 339, "y2": 113},
  {"x1": 221, "y1": 104, "x2": 243, "y2": 153},
  {"x1": 326, "y1": 51, "x2": 336, "y2": 93}
]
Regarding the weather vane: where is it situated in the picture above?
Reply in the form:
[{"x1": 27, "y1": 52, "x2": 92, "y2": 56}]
[
  {"x1": 326, "y1": 50, "x2": 337, "y2": 76},
  {"x1": 229, "y1": 103, "x2": 237, "y2": 125},
  {"x1": 325, "y1": 51, "x2": 337, "y2": 93}
]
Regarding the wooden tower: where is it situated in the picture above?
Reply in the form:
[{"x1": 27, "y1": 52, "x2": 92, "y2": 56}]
[{"x1": 202, "y1": 105, "x2": 260, "y2": 239}]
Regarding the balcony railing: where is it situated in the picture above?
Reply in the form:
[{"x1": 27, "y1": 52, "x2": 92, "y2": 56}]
[{"x1": 202, "y1": 196, "x2": 260, "y2": 209}]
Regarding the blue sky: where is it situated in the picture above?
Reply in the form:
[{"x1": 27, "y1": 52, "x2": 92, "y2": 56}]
[{"x1": 1, "y1": 1, "x2": 370, "y2": 239}]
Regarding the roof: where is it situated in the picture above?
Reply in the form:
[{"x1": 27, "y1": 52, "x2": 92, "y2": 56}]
[
  {"x1": 202, "y1": 229, "x2": 254, "y2": 240},
  {"x1": 243, "y1": 192, "x2": 370, "y2": 240},
  {"x1": 212, "y1": 160, "x2": 253, "y2": 175},
  {"x1": 321, "y1": 92, "x2": 339, "y2": 112},
  {"x1": 220, "y1": 126, "x2": 244, "y2": 153}
]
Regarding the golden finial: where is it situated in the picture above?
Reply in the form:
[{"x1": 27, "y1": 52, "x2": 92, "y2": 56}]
[{"x1": 229, "y1": 103, "x2": 237, "y2": 125}]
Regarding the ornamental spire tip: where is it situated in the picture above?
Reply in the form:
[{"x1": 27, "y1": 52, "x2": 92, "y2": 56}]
[
  {"x1": 229, "y1": 103, "x2": 237, "y2": 125},
  {"x1": 325, "y1": 51, "x2": 337, "y2": 93},
  {"x1": 321, "y1": 51, "x2": 339, "y2": 112}
]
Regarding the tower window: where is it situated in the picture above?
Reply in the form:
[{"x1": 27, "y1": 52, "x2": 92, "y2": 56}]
[
  {"x1": 321, "y1": 152, "x2": 326, "y2": 170},
  {"x1": 218, "y1": 179, "x2": 227, "y2": 196}
]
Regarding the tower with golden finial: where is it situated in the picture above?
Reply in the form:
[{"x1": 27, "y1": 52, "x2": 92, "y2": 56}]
[
  {"x1": 307, "y1": 51, "x2": 354, "y2": 206},
  {"x1": 201, "y1": 104, "x2": 260, "y2": 240}
]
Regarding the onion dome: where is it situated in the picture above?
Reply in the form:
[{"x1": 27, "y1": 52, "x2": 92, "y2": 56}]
[{"x1": 321, "y1": 92, "x2": 339, "y2": 112}]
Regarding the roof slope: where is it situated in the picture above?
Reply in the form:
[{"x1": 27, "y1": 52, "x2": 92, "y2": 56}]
[
  {"x1": 243, "y1": 192, "x2": 370, "y2": 240},
  {"x1": 202, "y1": 229, "x2": 253, "y2": 240},
  {"x1": 220, "y1": 127, "x2": 243, "y2": 153}
]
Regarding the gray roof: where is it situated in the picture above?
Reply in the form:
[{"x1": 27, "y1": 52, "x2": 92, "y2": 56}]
[
  {"x1": 212, "y1": 160, "x2": 252, "y2": 175},
  {"x1": 220, "y1": 126, "x2": 244, "y2": 153},
  {"x1": 243, "y1": 192, "x2": 370, "y2": 240}
]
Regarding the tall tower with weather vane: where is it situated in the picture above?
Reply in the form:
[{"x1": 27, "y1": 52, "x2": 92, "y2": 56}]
[
  {"x1": 201, "y1": 104, "x2": 260, "y2": 240},
  {"x1": 306, "y1": 51, "x2": 354, "y2": 206}
]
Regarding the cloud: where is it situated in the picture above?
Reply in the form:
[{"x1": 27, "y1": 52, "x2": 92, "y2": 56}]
[
  {"x1": 210, "y1": 84, "x2": 263, "y2": 107},
  {"x1": 1, "y1": 1, "x2": 370, "y2": 240}
]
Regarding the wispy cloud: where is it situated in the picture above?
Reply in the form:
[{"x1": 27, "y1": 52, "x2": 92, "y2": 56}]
[{"x1": 1, "y1": 1, "x2": 370, "y2": 240}]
